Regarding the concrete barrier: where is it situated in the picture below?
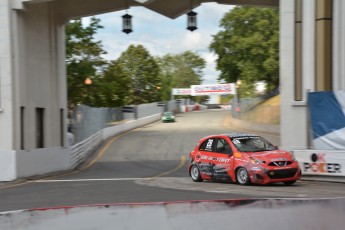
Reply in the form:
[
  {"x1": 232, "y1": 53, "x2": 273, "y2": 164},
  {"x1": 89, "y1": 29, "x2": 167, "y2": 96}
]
[
  {"x1": 1, "y1": 198, "x2": 344, "y2": 230},
  {"x1": 0, "y1": 113, "x2": 162, "y2": 182},
  {"x1": 71, "y1": 113, "x2": 161, "y2": 168}
]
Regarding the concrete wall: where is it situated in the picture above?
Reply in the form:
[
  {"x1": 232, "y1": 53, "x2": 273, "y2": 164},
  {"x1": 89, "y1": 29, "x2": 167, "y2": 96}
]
[
  {"x1": 16, "y1": 147, "x2": 70, "y2": 178},
  {"x1": 0, "y1": 151, "x2": 16, "y2": 181},
  {"x1": 0, "y1": 0, "x2": 14, "y2": 151},
  {"x1": 13, "y1": 113, "x2": 162, "y2": 181},
  {"x1": 14, "y1": 2, "x2": 67, "y2": 150},
  {"x1": 280, "y1": 0, "x2": 309, "y2": 151},
  {"x1": 333, "y1": 0, "x2": 345, "y2": 91},
  {"x1": 280, "y1": 0, "x2": 345, "y2": 151}
]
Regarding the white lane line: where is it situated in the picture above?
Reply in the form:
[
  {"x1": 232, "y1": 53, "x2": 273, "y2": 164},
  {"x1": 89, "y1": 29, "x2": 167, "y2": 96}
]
[{"x1": 30, "y1": 178, "x2": 150, "y2": 183}]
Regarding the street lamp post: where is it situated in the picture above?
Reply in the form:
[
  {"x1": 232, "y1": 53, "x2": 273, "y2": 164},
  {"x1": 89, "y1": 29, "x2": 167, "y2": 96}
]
[
  {"x1": 236, "y1": 79, "x2": 242, "y2": 118},
  {"x1": 84, "y1": 77, "x2": 92, "y2": 105}
]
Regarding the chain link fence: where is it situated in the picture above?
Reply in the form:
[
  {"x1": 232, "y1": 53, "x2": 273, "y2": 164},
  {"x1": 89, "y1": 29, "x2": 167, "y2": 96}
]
[
  {"x1": 230, "y1": 96, "x2": 280, "y2": 124},
  {"x1": 68, "y1": 100, "x2": 187, "y2": 144}
]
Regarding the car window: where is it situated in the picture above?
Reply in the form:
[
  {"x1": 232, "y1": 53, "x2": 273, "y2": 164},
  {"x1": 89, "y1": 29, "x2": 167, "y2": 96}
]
[
  {"x1": 199, "y1": 138, "x2": 214, "y2": 152},
  {"x1": 231, "y1": 136, "x2": 276, "y2": 152},
  {"x1": 215, "y1": 138, "x2": 233, "y2": 155}
]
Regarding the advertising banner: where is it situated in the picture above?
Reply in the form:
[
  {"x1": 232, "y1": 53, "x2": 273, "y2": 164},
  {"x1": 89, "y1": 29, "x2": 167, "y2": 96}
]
[
  {"x1": 308, "y1": 91, "x2": 345, "y2": 149},
  {"x1": 172, "y1": 88, "x2": 192, "y2": 96},
  {"x1": 294, "y1": 150, "x2": 345, "y2": 176},
  {"x1": 191, "y1": 83, "x2": 236, "y2": 96}
]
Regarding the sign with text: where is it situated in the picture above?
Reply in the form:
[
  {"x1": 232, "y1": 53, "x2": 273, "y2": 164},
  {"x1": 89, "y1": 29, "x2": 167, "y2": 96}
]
[
  {"x1": 172, "y1": 88, "x2": 192, "y2": 96},
  {"x1": 294, "y1": 150, "x2": 345, "y2": 176},
  {"x1": 191, "y1": 83, "x2": 236, "y2": 96}
]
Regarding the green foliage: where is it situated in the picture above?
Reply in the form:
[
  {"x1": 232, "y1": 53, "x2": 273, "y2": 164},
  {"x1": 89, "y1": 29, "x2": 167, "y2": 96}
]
[
  {"x1": 66, "y1": 18, "x2": 207, "y2": 107},
  {"x1": 93, "y1": 61, "x2": 131, "y2": 107},
  {"x1": 117, "y1": 44, "x2": 161, "y2": 105},
  {"x1": 157, "y1": 51, "x2": 206, "y2": 101},
  {"x1": 209, "y1": 6, "x2": 279, "y2": 95},
  {"x1": 66, "y1": 17, "x2": 107, "y2": 108}
]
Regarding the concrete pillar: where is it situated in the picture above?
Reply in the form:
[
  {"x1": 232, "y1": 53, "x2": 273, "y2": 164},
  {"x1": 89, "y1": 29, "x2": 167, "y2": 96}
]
[
  {"x1": 0, "y1": 0, "x2": 17, "y2": 181},
  {"x1": 0, "y1": 0, "x2": 70, "y2": 181},
  {"x1": 333, "y1": 0, "x2": 345, "y2": 90},
  {"x1": 280, "y1": 0, "x2": 309, "y2": 150}
]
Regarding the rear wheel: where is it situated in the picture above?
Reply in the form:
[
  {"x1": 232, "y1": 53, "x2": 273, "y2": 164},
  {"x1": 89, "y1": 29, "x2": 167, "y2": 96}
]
[
  {"x1": 283, "y1": 180, "x2": 296, "y2": 185},
  {"x1": 190, "y1": 165, "x2": 203, "y2": 182},
  {"x1": 236, "y1": 167, "x2": 251, "y2": 185}
]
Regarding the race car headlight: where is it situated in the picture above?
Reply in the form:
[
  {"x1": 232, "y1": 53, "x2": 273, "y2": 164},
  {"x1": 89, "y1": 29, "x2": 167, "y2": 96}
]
[
  {"x1": 289, "y1": 152, "x2": 296, "y2": 161},
  {"x1": 250, "y1": 157, "x2": 262, "y2": 165}
]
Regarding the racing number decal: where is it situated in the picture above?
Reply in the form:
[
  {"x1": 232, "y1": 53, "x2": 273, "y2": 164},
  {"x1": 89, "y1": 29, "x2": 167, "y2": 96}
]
[{"x1": 205, "y1": 139, "x2": 213, "y2": 151}]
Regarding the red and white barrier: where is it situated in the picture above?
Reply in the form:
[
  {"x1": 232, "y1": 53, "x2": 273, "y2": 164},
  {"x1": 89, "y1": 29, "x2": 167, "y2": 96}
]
[{"x1": 180, "y1": 104, "x2": 207, "y2": 112}]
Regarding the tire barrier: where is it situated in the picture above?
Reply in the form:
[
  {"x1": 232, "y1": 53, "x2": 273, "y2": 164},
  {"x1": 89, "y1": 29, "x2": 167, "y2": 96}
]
[{"x1": 0, "y1": 198, "x2": 344, "y2": 230}]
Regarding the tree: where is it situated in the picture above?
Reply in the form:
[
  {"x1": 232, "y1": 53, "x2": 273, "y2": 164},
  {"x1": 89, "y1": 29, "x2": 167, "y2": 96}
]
[
  {"x1": 66, "y1": 17, "x2": 107, "y2": 108},
  {"x1": 117, "y1": 44, "x2": 161, "y2": 104},
  {"x1": 93, "y1": 60, "x2": 131, "y2": 107},
  {"x1": 209, "y1": 6, "x2": 279, "y2": 95},
  {"x1": 157, "y1": 51, "x2": 206, "y2": 101}
]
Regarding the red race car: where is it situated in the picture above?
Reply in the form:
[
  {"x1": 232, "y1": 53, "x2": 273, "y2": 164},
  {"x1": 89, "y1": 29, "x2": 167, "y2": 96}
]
[{"x1": 188, "y1": 134, "x2": 301, "y2": 185}]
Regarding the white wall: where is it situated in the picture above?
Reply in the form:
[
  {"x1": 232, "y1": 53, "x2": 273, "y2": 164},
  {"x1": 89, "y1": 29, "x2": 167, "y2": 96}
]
[
  {"x1": 0, "y1": 151, "x2": 16, "y2": 181},
  {"x1": 333, "y1": 0, "x2": 345, "y2": 90},
  {"x1": 280, "y1": 0, "x2": 309, "y2": 151},
  {"x1": 16, "y1": 147, "x2": 70, "y2": 178},
  {"x1": 14, "y1": 3, "x2": 67, "y2": 149},
  {"x1": 0, "y1": 0, "x2": 14, "y2": 151},
  {"x1": 0, "y1": 113, "x2": 162, "y2": 181}
]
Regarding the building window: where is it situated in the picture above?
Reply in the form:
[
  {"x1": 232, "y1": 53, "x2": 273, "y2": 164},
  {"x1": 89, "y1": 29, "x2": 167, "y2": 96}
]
[
  {"x1": 295, "y1": 0, "x2": 303, "y2": 101},
  {"x1": 20, "y1": 106, "x2": 25, "y2": 150},
  {"x1": 60, "y1": 108, "x2": 64, "y2": 147},
  {"x1": 36, "y1": 108, "x2": 45, "y2": 148}
]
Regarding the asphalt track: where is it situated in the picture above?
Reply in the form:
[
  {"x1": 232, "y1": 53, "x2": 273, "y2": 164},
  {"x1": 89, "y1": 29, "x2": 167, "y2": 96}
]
[{"x1": 0, "y1": 110, "x2": 345, "y2": 212}]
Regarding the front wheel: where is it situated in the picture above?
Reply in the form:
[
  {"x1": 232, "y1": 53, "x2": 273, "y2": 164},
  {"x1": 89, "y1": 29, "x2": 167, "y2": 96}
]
[
  {"x1": 236, "y1": 167, "x2": 251, "y2": 185},
  {"x1": 190, "y1": 165, "x2": 203, "y2": 182}
]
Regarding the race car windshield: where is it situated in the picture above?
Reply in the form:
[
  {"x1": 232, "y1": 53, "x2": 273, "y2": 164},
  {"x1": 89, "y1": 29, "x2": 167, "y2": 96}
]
[{"x1": 231, "y1": 136, "x2": 276, "y2": 152}]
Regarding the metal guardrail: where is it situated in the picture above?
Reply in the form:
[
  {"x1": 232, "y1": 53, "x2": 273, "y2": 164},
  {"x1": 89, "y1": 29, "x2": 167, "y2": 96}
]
[{"x1": 70, "y1": 131, "x2": 102, "y2": 168}]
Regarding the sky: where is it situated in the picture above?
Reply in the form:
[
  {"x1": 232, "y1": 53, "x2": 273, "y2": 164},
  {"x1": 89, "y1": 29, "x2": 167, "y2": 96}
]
[{"x1": 85, "y1": 3, "x2": 234, "y2": 85}]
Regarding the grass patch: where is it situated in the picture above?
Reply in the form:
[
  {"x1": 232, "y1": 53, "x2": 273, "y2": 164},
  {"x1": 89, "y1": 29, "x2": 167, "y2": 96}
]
[{"x1": 241, "y1": 95, "x2": 280, "y2": 125}]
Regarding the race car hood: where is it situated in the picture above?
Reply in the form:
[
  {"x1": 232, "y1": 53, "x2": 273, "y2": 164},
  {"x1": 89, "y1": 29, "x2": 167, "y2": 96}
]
[{"x1": 248, "y1": 150, "x2": 293, "y2": 163}]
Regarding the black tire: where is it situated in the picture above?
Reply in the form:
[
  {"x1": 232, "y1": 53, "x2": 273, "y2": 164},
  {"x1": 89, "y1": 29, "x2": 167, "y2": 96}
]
[
  {"x1": 190, "y1": 165, "x2": 203, "y2": 182},
  {"x1": 283, "y1": 180, "x2": 296, "y2": 185},
  {"x1": 236, "y1": 167, "x2": 251, "y2": 185}
]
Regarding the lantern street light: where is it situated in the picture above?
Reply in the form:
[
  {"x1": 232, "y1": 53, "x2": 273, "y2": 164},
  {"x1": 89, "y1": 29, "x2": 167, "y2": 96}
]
[
  {"x1": 187, "y1": 11, "x2": 197, "y2": 31},
  {"x1": 122, "y1": 13, "x2": 133, "y2": 34}
]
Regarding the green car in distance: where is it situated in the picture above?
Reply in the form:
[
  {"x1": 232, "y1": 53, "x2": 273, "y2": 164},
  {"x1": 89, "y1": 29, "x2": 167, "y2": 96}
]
[{"x1": 162, "y1": 111, "x2": 175, "y2": 122}]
